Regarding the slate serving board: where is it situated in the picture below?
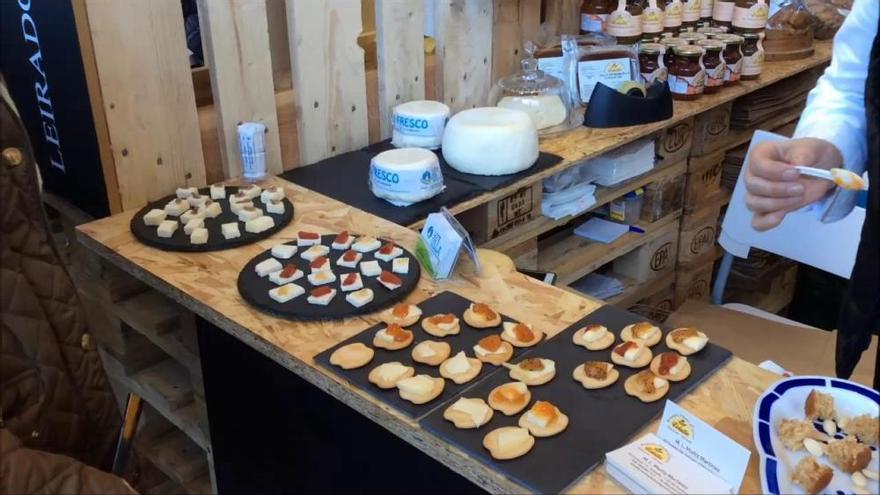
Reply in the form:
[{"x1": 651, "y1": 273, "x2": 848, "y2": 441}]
[
  {"x1": 314, "y1": 291, "x2": 526, "y2": 419},
  {"x1": 237, "y1": 234, "x2": 420, "y2": 321},
  {"x1": 130, "y1": 186, "x2": 293, "y2": 252},
  {"x1": 419, "y1": 305, "x2": 733, "y2": 494}
]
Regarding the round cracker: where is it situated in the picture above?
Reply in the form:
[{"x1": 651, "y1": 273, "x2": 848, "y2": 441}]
[
  {"x1": 572, "y1": 363, "x2": 620, "y2": 389},
  {"x1": 483, "y1": 426, "x2": 535, "y2": 460},
  {"x1": 610, "y1": 341, "x2": 652, "y2": 368},
  {"x1": 572, "y1": 326, "x2": 615, "y2": 351},
  {"x1": 624, "y1": 370, "x2": 670, "y2": 403},
  {"x1": 439, "y1": 356, "x2": 483, "y2": 384},
  {"x1": 372, "y1": 327, "x2": 414, "y2": 350},
  {"x1": 507, "y1": 359, "x2": 556, "y2": 386},
  {"x1": 463, "y1": 305, "x2": 502, "y2": 329},
  {"x1": 443, "y1": 398, "x2": 494, "y2": 429},
  {"x1": 620, "y1": 322, "x2": 662, "y2": 347},
  {"x1": 665, "y1": 329, "x2": 709, "y2": 356},
  {"x1": 397, "y1": 376, "x2": 445, "y2": 405},
  {"x1": 487, "y1": 382, "x2": 531, "y2": 416},
  {"x1": 649, "y1": 352, "x2": 692, "y2": 382},
  {"x1": 411, "y1": 340, "x2": 451, "y2": 366},
  {"x1": 329, "y1": 343, "x2": 374, "y2": 369},
  {"x1": 367, "y1": 362, "x2": 415, "y2": 389},
  {"x1": 473, "y1": 341, "x2": 514, "y2": 366},
  {"x1": 500, "y1": 322, "x2": 543, "y2": 348},
  {"x1": 380, "y1": 304, "x2": 422, "y2": 327},
  {"x1": 423, "y1": 315, "x2": 461, "y2": 337},
  {"x1": 518, "y1": 408, "x2": 569, "y2": 437}
]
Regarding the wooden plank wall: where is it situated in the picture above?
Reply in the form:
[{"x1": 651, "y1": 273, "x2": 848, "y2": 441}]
[{"x1": 433, "y1": 0, "x2": 494, "y2": 112}]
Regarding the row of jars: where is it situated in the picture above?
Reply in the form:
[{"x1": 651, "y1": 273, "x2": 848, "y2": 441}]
[
  {"x1": 639, "y1": 32, "x2": 764, "y2": 100},
  {"x1": 581, "y1": 0, "x2": 769, "y2": 45}
]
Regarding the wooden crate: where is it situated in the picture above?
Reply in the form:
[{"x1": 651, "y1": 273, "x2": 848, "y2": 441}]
[
  {"x1": 684, "y1": 151, "x2": 724, "y2": 213},
  {"x1": 629, "y1": 284, "x2": 676, "y2": 322},
  {"x1": 655, "y1": 117, "x2": 695, "y2": 165},
  {"x1": 674, "y1": 257, "x2": 716, "y2": 307},
  {"x1": 458, "y1": 182, "x2": 543, "y2": 244},
  {"x1": 725, "y1": 264, "x2": 799, "y2": 314},
  {"x1": 690, "y1": 103, "x2": 732, "y2": 157},
  {"x1": 678, "y1": 203, "x2": 722, "y2": 266},
  {"x1": 612, "y1": 220, "x2": 680, "y2": 283}
]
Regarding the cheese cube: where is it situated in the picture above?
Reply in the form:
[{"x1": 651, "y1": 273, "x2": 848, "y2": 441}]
[
  {"x1": 339, "y1": 273, "x2": 364, "y2": 292},
  {"x1": 183, "y1": 217, "x2": 204, "y2": 235},
  {"x1": 345, "y1": 288, "x2": 374, "y2": 308},
  {"x1": 245, "y1": 216, "x2": 274, "y2": 234},
  {"x1": 164, "y1": 199, "x2": 189, "y2": 216},
  {"x1": 157, "y1": 220, "x2": 178, "y2": 238},
  {"x1": 360, "y1": 260, "x2": 381, "y2": 277},
  {"x1": 210, "y1": 184, "x2": 226, "y2": 199},
  {"x1": 229, "y1": 199, "x2": 253, "y2": 215},
  {"x1": 352, "y1": 237, "x2": 381, "y2": 253},
  {"x1": 240, "y1": 184, "x2": 261, "y2": 199},
  {"x1": 260, "y1": 186, "x2": 284, "y2": 203},
  {"x1": 238, "y1": 206, "x2": 262, "y2": 222},
  {"x1": 268, "y1": 283, "x2": 304, "y2": 303},
  {"x1": 301, "y1": 245, "x2": 330, "y2": 261},
  {"x1": 143, "y1": 209, "x2": 166, "y2": 226},
  {"x1": 375, "y1": 246, "x2": 403, "y2": 262},
  {"x1": 203, "y1": 200, "x2": 222, "y2": 218},
  {"x1": 271, "y1": 244, "x2": 297, "y2": 259},
  {"x1": 297, "y1": 231, "x2": 321, "y2": 247},
  {"x1": 307, "y1": 270, "x2": 337, "y2": 286},
  {"x1": 266, "y1": 200, "x2": 285, "y2": 215},
  {"x1": 336, "y1": 250, "x2": 362, "y2": 268},
  {"x1": 221, "y1": 222, "x2": 240, "y2": 240},
  {"x1": 188, "y1": 193, "x2": 208, "y2": 208},
  {"x1": 307, "y1": 288, "x2": 337, "y2": 306},
  {"x1": 392, "y1": 257, "x2": 410, "y2": 274},
  {"x1": 268, "y1": 266, "x2": 303, "y2": 285},
  {"x1": 176, "y1": 186, "x2": 198, "y2": 199},
  {"x1": 190, "y1": 227, "x2": 209, "y2": 245},
  {"x1": 180, "y1": 209, "x2": 205, "y2": 224},
  {"x1": 255, "y1": 258, "x2": 283, "y2": 277}
]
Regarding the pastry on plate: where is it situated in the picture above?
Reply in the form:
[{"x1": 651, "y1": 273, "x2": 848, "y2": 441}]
[
  {"x1": 271, "y1": 244, "x2": 297, "y2": 259},
  {"x1": 649, "y1": 352, "x2": 691, "y2": 382},
  {"x1": 255, "y1": 258, "x2": 283, "y2": 277},
  {"x1": 776, "y1": 418, "x2": 829, "y2": 451},
  {"x1": 422, "y1": 313, "x2": 461, "y2": 337},
  {"x1": 792, "y1": 456, "x2": 833, "y2": 495},
  {"x1": 209, "y1": 184, "x2": 226, "y2": 199},
  {"x1": 266, "y1": 200, "x2": 284, "y2": 215},
  {"x1": 841, "y1": 414, "x2": 879, "y2": 445},
  {"x1": 620, "y1": 322, "x2": 662, "y2": 347},
  {"x1": 624, "y1": 370, "x2": 669, "y2": 403},
  {"x1": 190, "y1": 228, "x2": 208, "y2": 245},
  {"x1": 487, "y1": 382, "x2": 531, "y2": 416},
  {"x1": 329, "y1": 342, "x2": 374, "y2": 369},
  {"x1": 804, "y1": 389, "x2": 836, "y2": 421},
  {"x1": 473, "y1": 335, "x2": 513, "y2": 365},
  {"x1": 518, "y1": 400, "x2": 568, "y2": 437},
  {"x1": 239, "y1": 184, "x2": 261, "y2": 199},
  {"x1": 156, "y1": 220, "x2": 178, "y2": 238},
  {"x1": 463, "y1": 303, "x2": 502, "y2": 329},
  {"x1": 260, "y1": 186, "x2": 284, "y2": 203},
  {"x1": 443, "y1": 398, "x2": 493, "y2": 429},
  {"x1": 610, "y1": 340, "x2": 652, "y2": 368},
  {"x1": 176, "y1": 186, "x2": 198, "y2": 199},
  {"x1": 307, "y1": 269, "x2": 336, "y2": 286},
  {"x1": 368, "y1": 361, "x2": 415, "y2": 389},
  {"x1": 411, "y1": 340, "x2": 451, "y2": 366},
  {"x1": 483, "y1": 426, "x2": 535, "y2": 460},
  {"x1": 372, "y1": 324, "x2": 414, "y2": 351},
  {"x1": 396, "y1": 375, "x2": 445, "y2": 404},
  {"x1": 572, "y1": 361, "x2": 619, "y2": 389},
  {"x1": 301, "y1": 244, "x2": 330, "y2": 262},
  {"x1": 500, "y1": 322, "x2": 543, "y2": 348},
  {"x1": 439, "y1": 351, "x2": 482, "y2": 384},
  {"x1": 665, "y1": 327, "x2": 709, "y2": 355},
  {"x1": 506, "y1": 357, "x2": 555, "y2": 386},
  {"x1": 221, "y1": 223, "x2": 240, "y2": 240},
  {"x1": 245, "y1": 216, "x2": 274, "y2": 234},
  {"x1": 572, "y1": 324, "x2": 615, "y2": 351},
  {"x1": 269, "y1": 264, "x2": 303, "y2": 285},
  {"x1": 825, "y1": 436, "x2": 872, "y2": 473},
  {"x1": 380, "y1": 303, "x2": 422, "y2": 327}
]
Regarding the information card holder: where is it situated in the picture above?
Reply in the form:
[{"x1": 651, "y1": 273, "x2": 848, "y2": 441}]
[
  {"x1": 583, "y1": 81, "x2": 673, "y2": 128},
  {"x1": 417, "y1": 207, "x2": 480, "y2": 279}
]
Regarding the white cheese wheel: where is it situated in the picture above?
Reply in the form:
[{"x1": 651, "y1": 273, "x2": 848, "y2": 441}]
[
  {"x1": 391, "y1": 100, "x2": 450, "y2": 149},
  {"x1": 370, "y1": 148, "x2": 445, "y2": 206},
  {"x1": 497, "y1": 95, "x2": 567, "y2": 131},
  {"x1": 441, "y1": 107, "x2": 539, "y2": 176}
]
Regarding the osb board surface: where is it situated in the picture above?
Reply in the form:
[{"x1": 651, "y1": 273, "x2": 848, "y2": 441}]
[{"x1": 78, "y1": 177, "x2": 780, "y2": 494}]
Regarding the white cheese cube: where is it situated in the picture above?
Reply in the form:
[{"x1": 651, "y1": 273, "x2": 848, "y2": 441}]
[
  {"x1": 229, "y1": 199, "x2": 253, "y2": 215},
  {"x1": 255, "y1": 258, "x2": 283, "y2": 277},
  {"x1": 392, "y1": 257, "x2": 410, "y2": 274},
  {"x1": 190, "y1": 227, "x2": 209, "y2": 245},
  {"x1": 360, "y1": 260, "x2": 381, "y2": 277},
  {"x1": 260, "y1": 186, "x2": 284, "y2": 203},
  {"x1": 268, "y1": 266, "x2": 303, "y2": 285},
  {"x1": 336, "y1": 251, "x2": 362, "y2": 268},
  {"x1": 188, "y1": 193, "x2": 208, "y2": 208},
  {"x1": 297, "y1": 232, "x2": 321, "y2": 247},
  {"x1": 156, "y1": 220, "x2": 178, "y2": 238},
  {"x1": 271, "y1": 244, "x2": 297, "y2": 259},
  {"x1": 307, "y1": 270, "x2": 337, "y2": 286},
  {"x1": 164, "y1": 199, "x2": 189, "y2": 216},
  {"x1": 352, "y1": 237, "x2": 381, "y2": 253},
  {"x1": 307, "y1": 288, "x2": 337, "y2": 306},
  {"x1": 143, "y1": 209, "x2": 166, "y2": 226},
  {"x1": 221, "y1": 222, "x2": 240, "y2": 240},
  {"x1": 268, "y1": 283, "x2": 304, "y2": 303},
  {"x1": 266, "y1": 200, "x2": 285, "y2": 215},
  {"x1": 301, "y1": 245, "x2": 330, "y2": 261},
  {"x1": 237, "y1": 206, "x2": 263, "y2": 222},
  {"x1": 180, "y1": 209, "x2": 204, "y2": 224},
  {"x1": 339, "y1": 273, "x2": 364, "y2": 292},
  {"x1": 240, "y1": 184, "x2": 261, "y2": 199},
  {"x1": 210, "y1": 184, "x2": 226, "y2": 199},
  {"x1": 176, "y1": 186, "x2": 198, "y2": 199},
  {"x1": 375, "y1": 246, "x2": 403, "y2": 262},
  {"x1": 245, "y1": 216, "x2": 274, "y2": 234},
  {"x1": 183, "y1": 217, "x2": 204, "y2": 235},
  {"x1": 345, "y1": 288, "x2": 374, "y2": 308},
  {"x1": 203, "y1": 200, "x2": 222, "y2": 218}
]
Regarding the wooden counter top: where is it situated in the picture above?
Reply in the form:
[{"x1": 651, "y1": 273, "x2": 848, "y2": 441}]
[{"x1": 78, "y1": 177, "x2": 780, "y2": 493}]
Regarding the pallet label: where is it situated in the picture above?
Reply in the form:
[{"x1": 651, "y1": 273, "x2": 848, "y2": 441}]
[
  {"x1": 689, "y1": 226, "x2": 717, "y2": 255},
  {"x1": 650, "y1": 242, "x2": 674, "y2": 272},
  {"x1": 493, "y1": 187, "x2": 536, "y2": 236},
  {"x1": 662, "y1": 121, "x2": 692, "y2": 154}
]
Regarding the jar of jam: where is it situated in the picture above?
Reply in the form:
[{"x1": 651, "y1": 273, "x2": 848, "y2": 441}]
[
  {"x1": 716, "y1": 33, "x2": 743, "y2": 85},
  {"x1": 732, "y1": 0, "x2": 768, "y2": 33},
  {"x1": 679, "y1": 32, "x2": 708, "y2": 44},
  {"x1": 642, "y1": 0, "x2": 665, "y2": 39},
  {"x1": 712, "y1": 0, "x2": 735, "y2": 29},
  {"x1": 639, "y1": 43, "x2": 668, "y2": 86},
  {"x1": 700, "y1": 0, "x2": 715, "y2": 27},
  {"x1": 663, "y1": 0, "x2": 683, "y2": 34},
  {"x1": 696, "y1": 39, "x2": 726, "y2": 92},
  {"x1": 681, "y1": 0, "x2": 701, "y2": 31},
  {"x1": 575, "y1": 46, "x2": 640, "y2": 104},
  {"x1": 606, "y1": 0, "x2": 644, "y2": 44},
  {"x1": 740, "y1": 32, "x2": 764, "y2": 80},
  {"x1": 660, "y1": 37, "x2": 689, "y2": 67},
  {"x1": 668, "y1": 45, "x2": 706, "y2": 100},
  {"x1": 581, "y1": 0, "x2": 614, "y2": 34}
]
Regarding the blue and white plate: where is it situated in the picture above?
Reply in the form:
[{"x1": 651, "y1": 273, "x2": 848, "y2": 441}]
[{"x1": 753, "y1": 376, "x2": 880, "y2": 495}]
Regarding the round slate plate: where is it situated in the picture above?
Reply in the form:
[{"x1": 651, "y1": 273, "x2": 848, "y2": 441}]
[
  {"x1": 237, "y1": 234, "x2": 421, "y2": 320},
  {"x1": 130, "y1": 186, "x2": 294, "y2": 252}
]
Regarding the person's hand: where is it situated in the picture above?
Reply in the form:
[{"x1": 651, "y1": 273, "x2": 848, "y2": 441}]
[{"x1": 744, "y1": 137, "x2": 842, "y2": 231}]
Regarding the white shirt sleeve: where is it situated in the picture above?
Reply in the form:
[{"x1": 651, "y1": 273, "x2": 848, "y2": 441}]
[{"x1": 794, "y1": 0, "x2": 877, "y2": 222}]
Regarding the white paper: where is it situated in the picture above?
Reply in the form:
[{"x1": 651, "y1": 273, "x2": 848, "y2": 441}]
[
  {"x1": 574, "y1": 217, "x2": 629, "y2": 243},
  {"x1": 570, "y1": 273, "x2": 625, "y2": 299}
]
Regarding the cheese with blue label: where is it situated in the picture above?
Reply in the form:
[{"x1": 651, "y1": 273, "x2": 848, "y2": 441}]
[
  {"x1": 391, "y1": 100, "x2": 450, "y2": 150},
  {"x1": 369, "y1": 148, "x2": 445, "y2": 206}
]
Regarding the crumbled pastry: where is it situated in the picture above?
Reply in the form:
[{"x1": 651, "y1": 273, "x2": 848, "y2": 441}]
[
  {"x1": 583, "y1": 361, "x2": 610, "y2": 380},
  {"x1": 792, "y1": 456, "x2": 833, "y2": 495},
  {"x1": 805, "y1": 389, "x2": 836, "y2": 421},
  {"x1": 825, "y1": 436, "x2": 872, "y2": 473},
  {"x1": 777, "y1": 418, "x2": 825, "y2": 451},
  {"x1": 842, "y1": 414, "x2": 879, "y2": 445}
]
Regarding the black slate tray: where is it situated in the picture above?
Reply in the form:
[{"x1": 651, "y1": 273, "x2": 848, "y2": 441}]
[
  {"x1": 314, "y1": 291, "x2": 526, "y2": 419},
  {"x1": 419, "y1": 305, "x2": 733, "y2": 494},
  {"x1": 130, "y1": 186, "x2": 294, "y2": 252},
  {"x1": 237, "y1": 234, "x2": 420, "y2": 321}
]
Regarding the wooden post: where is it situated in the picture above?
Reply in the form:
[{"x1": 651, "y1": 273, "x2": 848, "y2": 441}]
[
  {"x1": 544, "y1": 0, "x2": 583, "y2": 36},
  {"x1": 492, "y1": 0, "x2": 542, "y2": 83},
  {"x1": 84, "y1": 0, "x2": 206, "y2": 210},
  {"x1": 286, "y1": 0, "x2": 369, "y2": 165},
  {"x1": 198, "y1": 0, "x2": 284, "y2": 178},
  {"x1": 375, "y1": 0, "x2": 426, "y2": 140},
  {"x1": 434, "y1": 0, "x2": 494, "y2": 112}
]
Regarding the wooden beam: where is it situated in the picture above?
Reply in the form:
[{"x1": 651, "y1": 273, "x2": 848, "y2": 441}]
[
  {"x1": 375, "y1": 0, "x2": 426, "y2": 140},
  {"x1": 266, "y1": 0, "x2": 293, "y2": 92},
  {"x1": 84, "y1": 0, "x2": 206, "y2": 210},
  {"x1": 198, "y1": 0, "x2": 283, "y2": 178},
  {"x1": 434, "y1": 0, "x2": 494, "y2": 112},
  {"x1": 286, "y1": 0, "x2": 369, "y2": 165},
  {"x1": 543, "y1": 0, "x2": 583, "y2": 36}
]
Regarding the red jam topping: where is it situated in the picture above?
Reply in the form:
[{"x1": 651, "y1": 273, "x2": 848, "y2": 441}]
[
  {"x1": 343, "y1": 273, "x2": 358, "y2": 286},
  {"x1": 614, "y1": 341, "x2": 638, "y2": 357},
  {"x1": 513, "y1": 323, "x2": 534, "y2": 342},
  {"x1": 478, "y1": 335, "x2": 503, "y2": 352},
  {"x1": 299, "y1": 231, "x2": 319, "y2": 240},
  {"x1": 659, "y1": 352, "x2": 679, "y2": 375},
  {"x1": 280, "y1": 265, "x2": 298, "y2": 278},
  {"x1": 473, "y1": 303, "x2": 497, "y2": 319},
  {"x1": 386, "y1": 324, "x2": 410, "y2": 342},
  {"x1": 310, "y1": 286, "x2": 332, "y2": 297},
  {"x1": 334, "y1": 231, "x2": 350, "y2": 244},
  {"x1": 379, "y1": 271, "x2": 402, "y2": 286},
  {"x1": 429, "y1": 314, "x2": 456, "y2": 325},
  {"x1": 309, "y1": 257, "x2": 328, "y2": 269},
  {"x1": 342, "y1": 250, "x2": 358, "y2": 262},
  {"x1": 378, "y1": 242, "x2": 396, "y2": 255},
  {"x1": 392, "y1": 304, "x2": 410, "y2": 318}
]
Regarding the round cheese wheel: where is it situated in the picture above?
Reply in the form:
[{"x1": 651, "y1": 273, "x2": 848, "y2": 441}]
[
  {"x1": 369, "y1": 148, "x2": 445, "y2": 206},
  {"x1": 497, "y1": 95, "x2": 567, "y2": 131},
  {"x1": 441, "y1": 107, "x2": 539, "y2": 176},
  {"x1": 391, "y1": 100, "x2": 450, "y2": 150}
]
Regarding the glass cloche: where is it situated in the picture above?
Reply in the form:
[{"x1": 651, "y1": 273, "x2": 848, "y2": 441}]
[{"x1": 488, "y1": 44, "x2": 575, "y2": 137}]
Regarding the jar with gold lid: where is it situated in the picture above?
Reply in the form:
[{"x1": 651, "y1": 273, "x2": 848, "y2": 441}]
[
  {"x1": 660, "y1": 37, "x2": 689, "y2": 67},
  {"x1": 696, "y1": 39, "x2": 726, "y2": 93},
  {"x1": 639, "y1": 43, "x2": 668, "y2": 87},
  {"x1": 697, "y1": 26, "x2": 726, "y2": 37},
  {"x1": 716, "y1": 33, "x2": 744, "y2": 85},
  {"x1": 668, "y1": 45, "x2": 706, "y2": 100},
  {"x1": 740, "y1": 32, "x2": 764, "y2": 80}
]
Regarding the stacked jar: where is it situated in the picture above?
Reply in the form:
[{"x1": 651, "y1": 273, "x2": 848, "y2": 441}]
[
  {"x1": 606, "y1": 0, "x2": 643, "y2": 45},
  {"x1": 580, "y1": 0, "x2": 614, "y2": 35},
  {"x1": 638, "y1": 43, "x2": 668, "y2": 87},
  {"x1": 731, "y1": 0, "x2": 767, "y2": 79},
  {"x1": 663, "y1": 0, "x2": 683, "y2": 34},
  {"x1": 696, "y1": 39, "x2": 726, "y2": 93},
  {"x1": 641, "y1": 0, "x2": 666, "y2": 43},
  {"x1": 667, "y1": 44, "x2": 706, "y2": 100},
  {"x1": 740, "y1": 31, "x2": 765, "y2": 80},
  {"x1": 699, "y1": 0, "x2": 715, "y2": 28},
  {"x1": 715, "y1": 33, "x2": 744, "y2": 86},
  {"x1": 681, "y1": 0, "x2": 702, "y2": 32},
  {"x1": 712, "y1": 0, "x2": 735, "y2": 30}
]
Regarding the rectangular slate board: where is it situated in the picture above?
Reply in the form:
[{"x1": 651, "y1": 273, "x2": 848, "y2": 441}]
[
  {"x1": 313, "y1": 292, "x2": 525, "y2": 420},
  {"x1": 419, "y1": 305, "x2": 733, "y2": 494}
]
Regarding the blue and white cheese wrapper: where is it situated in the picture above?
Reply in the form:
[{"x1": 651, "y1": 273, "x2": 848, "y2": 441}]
[
  {"x1": 391, "y1": 100, "x2": 450, "y2": 150},
  {"x1": 369, "y1": 148, "x2": 445, "y2": 207}
]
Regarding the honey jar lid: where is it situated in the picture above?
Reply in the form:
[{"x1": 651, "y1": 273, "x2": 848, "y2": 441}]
[
  {"x1": 696, "y1": 39, "x2": 725, "y2": 50},
  {"x1": 659, "y1": 38, "x2": 689, "y2": 47},
  {"x1": 672, "y1": 45, "x2": 705, "y2": 56},
  {"x1": 639, "y1": 43, "x2": 666, "y2": 55},
  {"x1": 715, "y1": 33, "x2": 745, "y2": 44}
]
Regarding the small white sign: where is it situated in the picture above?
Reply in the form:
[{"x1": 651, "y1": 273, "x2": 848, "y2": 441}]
[{"x1": 417, "y1": 208, "x2": 479, "y2": 279}]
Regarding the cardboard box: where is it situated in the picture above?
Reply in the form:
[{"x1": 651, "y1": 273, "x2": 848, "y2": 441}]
[
  {"x1": 656, "y1": 117, "x2": 694, "y2": 165},
  {"x1": 457, "y1": 182, "x2": 542, "y2": 244},
  {"x1": 684, "y1": 151, "x2": 724, "y2": 213},
  {"x1": 613, "y1": 220, "x2": 680, "y2": 283},
  {"x1": 678, "y1": 204, "x2": 722, "y2": 266},
  {"x1": 690, "y1": 103, "x2": 733, "y2": 157},
  {"x1": 674, "y1": 258, "x2": 715, "y2": 307}
]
